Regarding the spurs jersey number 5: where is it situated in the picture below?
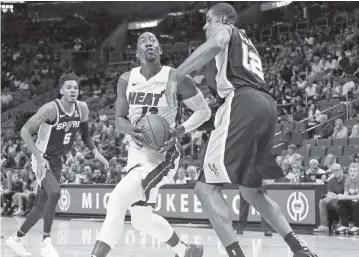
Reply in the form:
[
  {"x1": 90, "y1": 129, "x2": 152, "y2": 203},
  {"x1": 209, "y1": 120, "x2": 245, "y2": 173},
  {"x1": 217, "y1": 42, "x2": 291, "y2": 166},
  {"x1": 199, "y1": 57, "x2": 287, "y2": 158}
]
[
  {"x1": 35, "y1": 99, "x2": 82, "y2": 158},
  {"x1": 126, "y1": 66, "x2": 177, "y2": 128}
]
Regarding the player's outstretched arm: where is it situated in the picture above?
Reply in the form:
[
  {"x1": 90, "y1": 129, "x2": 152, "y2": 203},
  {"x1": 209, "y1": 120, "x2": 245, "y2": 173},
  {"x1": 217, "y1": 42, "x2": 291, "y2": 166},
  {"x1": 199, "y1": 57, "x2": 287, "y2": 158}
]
[
  {"x1": 165, "y1": 24, "x2": 231, "y2": 107},
  {"x1": 21, "y1": 102, "x2": 57, "y2": 159},
  {"x1": 176, "y1": 75, "x2": 211, "y2": 135},
  {"x1": 115, "y1": 72, "x2": 143, "y2": 146},
  {"x1": 78, "y1": 101, "x2": 109, "y2": 169},
  {"x1": 173, "y1": 24, "x2": 231, "y2": 79}
]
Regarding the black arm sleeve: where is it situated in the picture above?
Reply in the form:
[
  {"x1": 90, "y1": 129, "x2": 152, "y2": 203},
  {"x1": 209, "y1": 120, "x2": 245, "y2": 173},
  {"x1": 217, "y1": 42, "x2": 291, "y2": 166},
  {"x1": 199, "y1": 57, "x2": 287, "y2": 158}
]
[{"x1": 80, "y1": 121, "x2": 96, "y2": 151}]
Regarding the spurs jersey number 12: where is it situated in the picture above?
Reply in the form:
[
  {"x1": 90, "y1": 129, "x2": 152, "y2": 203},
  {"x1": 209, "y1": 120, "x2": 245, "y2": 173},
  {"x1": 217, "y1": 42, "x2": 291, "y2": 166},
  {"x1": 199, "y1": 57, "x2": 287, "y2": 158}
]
[{"x1": 126, "y1": 66, "x2": 177, "y2": 128}]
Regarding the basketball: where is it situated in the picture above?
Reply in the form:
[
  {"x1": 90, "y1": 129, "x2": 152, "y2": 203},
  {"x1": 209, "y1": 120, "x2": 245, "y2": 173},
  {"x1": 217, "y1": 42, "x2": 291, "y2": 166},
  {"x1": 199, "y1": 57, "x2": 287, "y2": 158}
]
[{"x1": 137, "y1": 114, "x2": 171, "y2": 150}]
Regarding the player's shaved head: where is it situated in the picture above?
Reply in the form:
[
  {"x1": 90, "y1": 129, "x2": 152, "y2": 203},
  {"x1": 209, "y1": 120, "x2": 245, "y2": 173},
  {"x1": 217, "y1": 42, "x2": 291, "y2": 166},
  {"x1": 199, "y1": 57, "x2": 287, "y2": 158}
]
[{"x1": 209, "y1": 3, "x2": 237, "y2": 25}]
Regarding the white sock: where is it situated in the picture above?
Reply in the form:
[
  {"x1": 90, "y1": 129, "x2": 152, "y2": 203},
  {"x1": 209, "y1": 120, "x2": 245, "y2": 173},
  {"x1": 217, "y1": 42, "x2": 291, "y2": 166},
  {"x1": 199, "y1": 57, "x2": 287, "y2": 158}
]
[{"x1": 172, "y1": 240, "x2": 187, "y2": 257}]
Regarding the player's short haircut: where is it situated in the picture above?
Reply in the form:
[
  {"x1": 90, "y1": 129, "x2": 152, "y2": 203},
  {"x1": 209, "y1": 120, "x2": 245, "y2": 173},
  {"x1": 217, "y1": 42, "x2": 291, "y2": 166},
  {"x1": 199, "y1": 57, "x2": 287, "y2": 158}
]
[
  {"x1": 210, "y1": 3, "x2": 238, "y2": 25},
  {"x1": 137, "y1": 32, "x2": 159, "y2": 46},
  {"x1": 59, "y1": 73, "x2": 80, "y2": 87}
]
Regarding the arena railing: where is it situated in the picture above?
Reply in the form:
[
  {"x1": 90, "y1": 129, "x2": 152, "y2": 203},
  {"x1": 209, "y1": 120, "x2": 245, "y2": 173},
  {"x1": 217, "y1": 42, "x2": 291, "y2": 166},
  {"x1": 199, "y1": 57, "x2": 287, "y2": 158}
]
[
  {"x1": 273, "y1": 102, "x2": 348, "y2": 149},
  {"x1": 251, "y1": 8, "x2": 357, "y2": 42}
]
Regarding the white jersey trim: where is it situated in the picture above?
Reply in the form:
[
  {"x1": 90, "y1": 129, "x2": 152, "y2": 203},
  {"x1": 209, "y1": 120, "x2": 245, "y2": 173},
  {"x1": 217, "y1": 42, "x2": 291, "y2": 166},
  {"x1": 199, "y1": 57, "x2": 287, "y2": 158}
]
[
  {"x1": 76, "y1": 100, "x2": 83, "y2": 121},
  {"x1": 51, "y1": 101, "x2": 60, "y2": 127},
  {"x1": 56, "y1": 99, "x2": 75, "y2": 116},
  {"x1": 215, "y1": 44, "x2": 234, "y2": 98},
  {"x1": 35, "y1": 123, "x2": 52, "y2": 154}
]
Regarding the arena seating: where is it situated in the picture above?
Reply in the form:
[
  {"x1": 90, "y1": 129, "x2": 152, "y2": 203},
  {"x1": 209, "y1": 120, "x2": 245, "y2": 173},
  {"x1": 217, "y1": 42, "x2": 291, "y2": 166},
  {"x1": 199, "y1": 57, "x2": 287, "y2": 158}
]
[{"x1": 1, "y1": 2, "x2": 359, "y2": 198}]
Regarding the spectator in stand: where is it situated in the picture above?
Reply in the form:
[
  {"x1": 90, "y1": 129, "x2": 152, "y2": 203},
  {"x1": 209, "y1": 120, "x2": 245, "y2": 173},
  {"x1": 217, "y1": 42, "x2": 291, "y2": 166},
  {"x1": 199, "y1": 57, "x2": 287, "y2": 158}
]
[
  {"x1": 81, "y1": 171, "x2": 93, "y2": 184},
  {"x1": 314, "y1": 114, "x2": 334, "y2": 139},
  {"x1": 91, "y1": 168, "x2": 106, "y2": 184},
  {"x1": 292, "y1": 153, "x2": 304, "y2": 167},
  {"x1": 293, "y1": 105, "x2": 306, "y2": 121},
  {"x1": 313, "y1": 164, "x2": 347, "y2": 233},
  {"x1": 2, "y1": 140, "x2": 18, "y2": 156},
  {"x1": 342, "y1": 77, "x2": 356, "y2": 98},
  {"x1": 186, "y1": 166, "x2": 198, "y2": 184},
  {"x1": 324, "y1": 54, "x2": 338, "y2": 72},
  {"x1": 281, "y1": 58, "x2": 293, "y2": 83},
  {"x1": 83, "y1": 165, "x2": 93, "y2": 176},
  {"x1": 322, "y1": 154, "x2": 337, "y2": 173},
  {"x1": 353, "y1": 153, "x2": 359, "y2": 163},
  {"x1": 275, "y1": 160, "x2": 291, "y2": 183},
  {"x1": 335, "y1": 163, "x2": 359, "y2": 234},
  {"x1": 350, "y1": 113, "x2": 359, "y2": 138},
  {"x1": 287, "y1": 163, "x2": 307, "y2": 183},
  {"x1": 307, "y1": 159, "x2": 326, "y2": 174},
  {"x1": 296, "y1": 74, "x2": 307, "y2": 90},
  {"x1": 276, "y1": 156, "x2": 283, "y2": 166},
  {"x1": 312, "y1": 54, "x2": 325, "y2": 77},
  {"x1": 305, "y1": 77, "x2": 319, "y2": 100},
  {"x1": 1, "y1": 87, "x2": 13, "y2": 110},
  {"x1": 105, "y1": 169, "x2": 118, "y2": 184},
  {"x1": 331, "y1": 78, "x2": 342, "y2": 99},
  {"x1": 331, "y1": 119, "x2": 349, "y2": 139},
  {"x1": 307, "y1": 103, "x2": 321, "y2": 128},
  {"x1": 1, "y1": 171, "x2": 9, "y2": 210},
  {"x1": 281, "y1": 160, "x2": 291, "y2": 176},
  {"x1": 175, "y1": 167, "x2": 187, "y2": 184},
  {"x1": 1, "y1": 172, "x2": 23, "y2": 215},
  {"x1": 12, "y1": 172, "x2": 37, "y2": 216},
  {"x1": 283, "y1": 144, "x2": 297, "y2": 165}
]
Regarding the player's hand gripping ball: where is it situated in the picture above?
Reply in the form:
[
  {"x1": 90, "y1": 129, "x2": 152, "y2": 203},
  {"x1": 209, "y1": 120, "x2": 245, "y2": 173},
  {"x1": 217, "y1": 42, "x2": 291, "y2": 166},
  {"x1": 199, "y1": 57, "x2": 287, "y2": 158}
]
[
  {"x1": 136, "y1": 114, "x2": 171, "y2": 150},
  {"x1": 160, "y1": 125, "x2": 185, "y2": 152}
]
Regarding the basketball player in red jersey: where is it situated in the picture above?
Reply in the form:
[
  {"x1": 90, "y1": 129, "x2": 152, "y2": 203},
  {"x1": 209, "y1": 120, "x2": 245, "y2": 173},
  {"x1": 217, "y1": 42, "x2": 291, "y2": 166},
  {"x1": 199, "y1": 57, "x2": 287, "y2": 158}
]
[
  {"x1": 166, "y1": 3, "x2": 317, "y2": 257},
  {"x1": 90, "y1": 32, "x2": 211, "y2": 257},
  {"x1": 6, "y1": 73, "x2": 109, "y2": 257}
]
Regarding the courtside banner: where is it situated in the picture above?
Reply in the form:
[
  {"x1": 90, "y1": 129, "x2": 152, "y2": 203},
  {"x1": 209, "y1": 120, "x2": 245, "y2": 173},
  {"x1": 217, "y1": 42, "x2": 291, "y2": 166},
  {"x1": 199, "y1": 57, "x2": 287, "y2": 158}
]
[
  {"x1": 56, "y1": 184, "x2": 318, "y2": 225},
  {"x1": 56, "y1": 186, "x2": 260, "y2": 222}
]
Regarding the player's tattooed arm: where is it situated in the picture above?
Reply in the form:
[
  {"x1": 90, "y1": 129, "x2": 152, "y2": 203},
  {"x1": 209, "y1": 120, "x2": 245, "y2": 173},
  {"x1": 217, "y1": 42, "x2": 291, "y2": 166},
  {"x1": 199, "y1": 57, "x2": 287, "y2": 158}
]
[
  {"x1": 116, "y1": 72, "x2": 143, "y2": 146},
  {"x1": 172, "y1": 23, "x2": 231, "y2": 79},
  {"x1": 21, "y1": 102, "x2": 57, "y2": 158}
]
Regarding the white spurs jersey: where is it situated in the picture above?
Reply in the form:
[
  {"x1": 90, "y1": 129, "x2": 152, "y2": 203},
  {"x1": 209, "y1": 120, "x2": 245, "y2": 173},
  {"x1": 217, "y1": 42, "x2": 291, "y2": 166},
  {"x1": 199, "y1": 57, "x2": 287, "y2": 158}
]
[{"x1": 126, "y1": 66, "x2": 177, "y2": 128}]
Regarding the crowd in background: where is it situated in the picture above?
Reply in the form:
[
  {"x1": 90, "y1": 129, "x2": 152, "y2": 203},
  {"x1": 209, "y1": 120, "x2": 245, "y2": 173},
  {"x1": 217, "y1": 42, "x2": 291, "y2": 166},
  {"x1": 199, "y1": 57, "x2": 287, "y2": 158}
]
[{"x1": 1, "y1": 3, "x2": 359, "y2": 218}]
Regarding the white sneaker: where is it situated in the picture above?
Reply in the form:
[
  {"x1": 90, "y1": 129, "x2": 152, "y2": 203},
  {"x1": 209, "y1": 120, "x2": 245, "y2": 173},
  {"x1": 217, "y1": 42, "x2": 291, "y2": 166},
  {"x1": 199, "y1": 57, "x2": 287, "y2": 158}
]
[
  {"x1": 5, "y1": 235, "x2": 31, "y2": 256},
  {"x1": 13, "y1": 209, "x2": 25, "y2": 216},
  {"x1": 40, "y1": 238, "x2": 59, "y2": 257},
  {"x1": 349, "y1": 226, "x2": 359, "y2": 233},
  {"x1": 313, "y1": 225, "x2": 329, "y2": 232},
  {"x1": 335, "y1": 226, "x2": 349, "y2": 233}
]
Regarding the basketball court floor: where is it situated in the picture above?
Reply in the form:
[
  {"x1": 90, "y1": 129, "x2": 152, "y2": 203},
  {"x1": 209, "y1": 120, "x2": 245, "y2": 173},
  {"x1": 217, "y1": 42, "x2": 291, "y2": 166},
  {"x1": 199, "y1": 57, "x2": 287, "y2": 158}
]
[{"x1": 1, "y1": 217, "x2": 358, "y2": 257}]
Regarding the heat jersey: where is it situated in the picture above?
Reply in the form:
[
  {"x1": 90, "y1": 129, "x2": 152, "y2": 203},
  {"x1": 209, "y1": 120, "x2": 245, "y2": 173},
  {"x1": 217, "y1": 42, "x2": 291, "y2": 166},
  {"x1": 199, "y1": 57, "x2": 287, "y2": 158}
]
[
  {"x1": 215, "y1": 24, "x2": 269, "y2": 98},
  {"x1": 126, "y1": 66, "x2": 177, "y2": 129},
  {"x1": 35, "y1": 99, "x2": 82, "y2": 158}
]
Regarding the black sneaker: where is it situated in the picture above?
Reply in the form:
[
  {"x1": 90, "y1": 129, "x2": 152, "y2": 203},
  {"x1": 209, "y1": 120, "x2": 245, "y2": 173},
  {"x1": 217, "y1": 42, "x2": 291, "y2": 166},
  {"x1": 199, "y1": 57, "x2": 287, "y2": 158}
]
[
  {"x1": 236, "y1": 228, "x2": 244, "y2": 234},
  {"x1": 175, "y1": 244, "x2": 203, "y2": 257},
  {"x1": 264, "y1": 231, "x2": 272, "y2": 237},
  {"x1": 293, "y1": 247, "x2": 318, "y2": 257}
]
